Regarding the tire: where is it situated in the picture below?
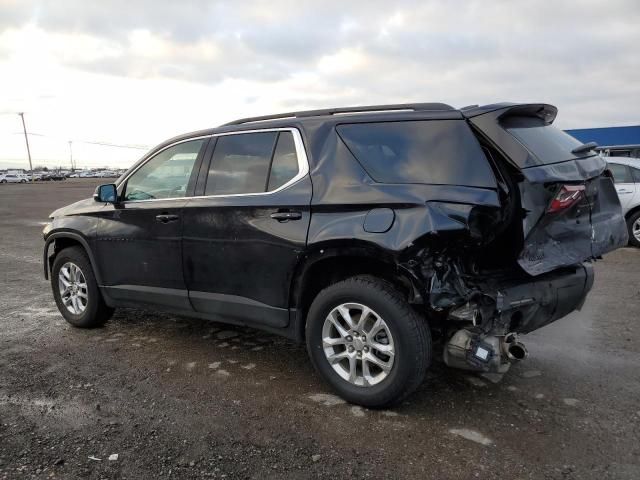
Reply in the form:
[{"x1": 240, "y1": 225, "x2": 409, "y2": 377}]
[
  {"x1": 306, "y1": 275, "x2": 431, "y2": 408},
  {"x1": 51, "y1": 246, "x2": 114, "y2": 328},
  {"x1": 628, "y1": 210, "x2": 640, "y2": 248}
]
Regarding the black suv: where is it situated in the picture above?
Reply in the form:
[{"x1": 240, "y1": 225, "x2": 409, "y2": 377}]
[{"x1": 43, "y1": 103, "x2": 627, "y2": 407}]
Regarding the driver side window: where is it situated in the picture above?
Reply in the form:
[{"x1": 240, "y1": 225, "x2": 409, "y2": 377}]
[{"x1": 124, "y1": 139, "x2": 204, "y2": 201}]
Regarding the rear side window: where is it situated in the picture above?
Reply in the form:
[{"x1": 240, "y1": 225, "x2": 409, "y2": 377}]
[
  {"x1": 336, "y1": 120, "x2": 495, "y2": 187},
  {"x1": 631, "y1": 166, "x2": 640, "y2": 183},
  {"x1": 206, "y1": 132, "x2": 276, "y2": 195},
  {"x1": 607, "y1": 163, "x2": 632, "y2": 183},
  {"x1": 205, "y1": 131, "x2": 300, "y2": 195},
  {"x1": 268, "y1": 132, "x2": 299, "y2": 191},
  {"x1": 503, "y1": 116, "x2": 587, "y2": 165}
]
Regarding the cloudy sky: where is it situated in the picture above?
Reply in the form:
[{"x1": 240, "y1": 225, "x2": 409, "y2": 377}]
[{"x1": 0, "y1": 0, "x2": 638, "y2": 169}]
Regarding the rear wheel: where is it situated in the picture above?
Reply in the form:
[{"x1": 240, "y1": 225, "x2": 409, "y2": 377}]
[
  {"x1": 51, "y1": 246, "x2": 114, "y2": 327},
  {"x1": 306, "y1": 275, "x2": 431, "y2": 408},
  {"x1": 628, "y1": 210, "x2": 640, "y2": 248}
]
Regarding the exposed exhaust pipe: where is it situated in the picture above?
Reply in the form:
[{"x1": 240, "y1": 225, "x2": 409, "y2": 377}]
[
  {"x1": 506, "y1": 342, "x2": 528, "y2": 361},
  {"x1": 503, "y1": 333, "x2": 528, "y2": 361}
]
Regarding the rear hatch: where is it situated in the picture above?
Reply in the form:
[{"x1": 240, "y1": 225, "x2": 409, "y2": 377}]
[{"x1": 464, "y1": 103, "x2": 628, "y2": 275}]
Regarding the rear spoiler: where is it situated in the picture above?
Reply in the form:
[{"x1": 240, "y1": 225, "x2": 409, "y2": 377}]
[
  {"x1": 463, "y1": 103, "x2": 605, "y2": 182},
  {"x1": 462, "y1": 103, "x2": 558, "y2": 124}
]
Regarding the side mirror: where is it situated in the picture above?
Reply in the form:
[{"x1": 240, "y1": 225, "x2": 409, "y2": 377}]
[{"x1": 93, "y1": 183, "x2": 118, "y2": 203}]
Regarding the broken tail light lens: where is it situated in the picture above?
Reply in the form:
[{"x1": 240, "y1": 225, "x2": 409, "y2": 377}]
[{"x1": 547, "y1": 184, "x2": 585, "y2": 214}]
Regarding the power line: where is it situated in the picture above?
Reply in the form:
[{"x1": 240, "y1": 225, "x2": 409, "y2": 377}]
[
  {"x1": 75, "y1": 139, "x2": 150, "y2": 150},
  {"x1": 10, "y1": 131, "x2": 150, "y2": 150}
]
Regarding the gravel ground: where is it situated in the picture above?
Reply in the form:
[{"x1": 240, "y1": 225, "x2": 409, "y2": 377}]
[{"x1": 1, "y1": 179, "x2": 639, "y2": 479}]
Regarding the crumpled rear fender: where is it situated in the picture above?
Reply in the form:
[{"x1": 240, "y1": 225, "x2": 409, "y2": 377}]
[{"x1": 518, "y1": 176, "x2": 628, "y2": 276}]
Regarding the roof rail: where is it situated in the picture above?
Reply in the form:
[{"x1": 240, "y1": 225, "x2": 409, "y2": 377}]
[{"x1": 221, "y1": 102, "x2": 455, "y2": 126}]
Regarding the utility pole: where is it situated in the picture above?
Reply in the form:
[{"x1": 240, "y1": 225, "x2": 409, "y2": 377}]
[
  {"x1": 18, "y1": 112, "x2": 34, "y2": 181},
  {"x1": 68, "y1": 140, "x2": 74, "y2": 170}
]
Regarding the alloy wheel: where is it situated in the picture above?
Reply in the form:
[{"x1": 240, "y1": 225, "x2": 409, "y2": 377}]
[
  {"x1": 322, "y1": 303, "x2": 395, "y2": 386},
  {"x1": 58, "y1": 262, "x2": 88, "y2": 314}
]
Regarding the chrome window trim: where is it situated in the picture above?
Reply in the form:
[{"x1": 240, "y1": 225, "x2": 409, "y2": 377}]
[{"x1": 120, "y1": 127, "x2": 309, "y2": 203}]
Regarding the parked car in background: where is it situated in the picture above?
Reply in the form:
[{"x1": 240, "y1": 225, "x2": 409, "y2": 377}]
[
  {"x1": 607, "y1": 157, "x2": 640, "y2": 247},
  {"x1": 47, "y1": 172, "x2": 67, "y2": 181},
  {"x1": 94, "y1": 171, "x2": 116, "y2": 178},
  {"x1": 1, "y1": 173, "x2": 29, "y2": 183},
  {"x1": 43, "y1": 102, "x2": 628, "y2": 406}
]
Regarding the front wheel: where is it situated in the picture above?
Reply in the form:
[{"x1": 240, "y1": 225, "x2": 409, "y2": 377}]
[
  {"x1": 51, "y1": 246, "x2": 114, "y2": 327},
  {"x1": 628, "y1": 210, "x2": 640, "y2": 248},
  {"x1": 306, "y1": 275, "x2": 431, "y2": 408}
]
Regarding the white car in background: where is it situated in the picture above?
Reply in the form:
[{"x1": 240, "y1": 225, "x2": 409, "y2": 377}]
[
  {"x1": 607, "y1": 157, "x2": 640, "y2": 247},
  {"x1": 0, "y1": 173, "x2": 29, "y2": 183}
]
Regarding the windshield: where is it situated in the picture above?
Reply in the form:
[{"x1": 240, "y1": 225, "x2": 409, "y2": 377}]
[{"x1": 502, "y1": 116, "x2": 593, "y2": 166}]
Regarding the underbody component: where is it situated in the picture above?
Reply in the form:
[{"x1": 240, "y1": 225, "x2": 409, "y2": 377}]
[
  {"x1": 443, "y1": 329, "x2": 527, "y2": 373},
  {"x1": 415, "y1": 252, "x2": 595, "y2": 372}
]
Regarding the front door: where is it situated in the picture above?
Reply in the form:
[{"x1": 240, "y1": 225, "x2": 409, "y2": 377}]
[
  {"x1": 182, "y1": 128, "x2": 311, "y2": 328},
  {"x1": 95, "y1": 137, "x2": 208, "y2": 310}
]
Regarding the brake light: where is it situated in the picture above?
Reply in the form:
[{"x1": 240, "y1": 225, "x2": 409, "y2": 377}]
[{"x1": 547, "y1": 184, "x2": 585, "y2": 214}]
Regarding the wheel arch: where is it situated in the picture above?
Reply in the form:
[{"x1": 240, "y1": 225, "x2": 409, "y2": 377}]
[
  {"x1": 44, "y1": 232, "x2": 103, "y2": 285},
  {"x1": 625, "y1": 204, "x2": 640, "y2": 222},
  {"x1": 289, "y1": 244, "x2": 426, "y2": 342}
]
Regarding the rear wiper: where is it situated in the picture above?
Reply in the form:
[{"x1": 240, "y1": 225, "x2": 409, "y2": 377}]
[{"x1": 571, "y1": 141, "x2": 598, "y2": 155}]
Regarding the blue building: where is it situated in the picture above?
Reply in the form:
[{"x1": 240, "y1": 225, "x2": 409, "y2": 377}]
[{"x1": 565, "y1": 125, "x2": 640, "y2": 158}]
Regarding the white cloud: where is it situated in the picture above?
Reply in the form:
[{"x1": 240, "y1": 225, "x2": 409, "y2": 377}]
[
  {"x1": 317, "y1": 48, "x2": 369, "y2": 76},
  {"x1": 0, "y1": 0, "x2": 639, "y2": 168}
]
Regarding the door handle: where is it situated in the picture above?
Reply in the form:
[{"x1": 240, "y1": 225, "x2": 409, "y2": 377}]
[
  {"x1": 270, "y1": 211, "x2": 302, "y2": 222},
  {"x1": 617, "y1": 190, "x2": 632, "y2": 194},
  {"x1": 155, "y1": 214, "x2": 180, "y2": 223}
]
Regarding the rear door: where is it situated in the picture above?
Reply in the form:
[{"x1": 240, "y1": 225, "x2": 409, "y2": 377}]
[
  {"x1": 182, "y1": 128, "x2": 312, "y2": 328},
  {"x1": 607, "y1": 162, "x2": 637, "y2": 214},
  {"x1": 95, "y1": 137, "x2": 207, "y2": 309}
]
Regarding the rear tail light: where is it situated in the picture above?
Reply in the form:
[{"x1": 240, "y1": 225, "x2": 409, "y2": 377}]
[{"x1": 547, "y1": 184, "x2": 585, "y2": 214}]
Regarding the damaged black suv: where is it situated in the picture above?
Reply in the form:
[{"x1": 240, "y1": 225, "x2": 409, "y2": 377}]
[{"x1": 43, "y1": 103, "x2": 627, "y2": 407}]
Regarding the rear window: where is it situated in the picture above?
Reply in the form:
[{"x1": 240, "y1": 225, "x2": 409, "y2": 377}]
[
  {"x1": 502, "y1": 116, "x2": 589, "y2": 165},
  {"x1": 336, "y1": 120, "x2": 495, "y2": 187}
]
